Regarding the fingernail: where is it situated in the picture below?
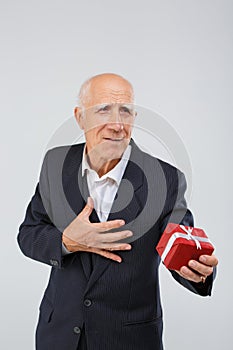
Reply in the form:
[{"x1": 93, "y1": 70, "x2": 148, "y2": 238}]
[
  {"x1": 181, "y1": 266, "x2": 189, "y2": 274},
  {"x1": 117, "y1": 258, "x2": 122, "y2": 263},
  {"x1": 125, "y1": 245, "x2": 131, "y2": 250},
  {"x1": 189, "y1": 260, "x2": 196, "y2": 268},
  {"x1": 199, "y1": 256, "x2": 207, "y2": 263},
  {"x1": 126, "y1": 231, "x2": 133, "y2": 237}
]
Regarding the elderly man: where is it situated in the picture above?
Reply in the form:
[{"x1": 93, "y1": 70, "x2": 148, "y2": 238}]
[{"x1": 18, "y1": 73, "x2": 218, "y2": 350}]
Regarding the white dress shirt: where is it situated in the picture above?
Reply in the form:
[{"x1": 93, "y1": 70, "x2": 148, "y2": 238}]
[{"x1": 82, "y1": 144, "x2": 131, "y2": 222}]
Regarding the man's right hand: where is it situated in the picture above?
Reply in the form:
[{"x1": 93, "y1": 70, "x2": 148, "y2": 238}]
[{"x1": 62, "y1": 197, "x2": 133, "y2": 263}]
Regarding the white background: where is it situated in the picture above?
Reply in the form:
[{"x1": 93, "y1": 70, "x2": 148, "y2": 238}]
[{"x1": 1, "y1": 0, "x2": 232, "y2": 349}]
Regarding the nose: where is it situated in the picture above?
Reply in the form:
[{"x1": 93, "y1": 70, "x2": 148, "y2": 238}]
[{"x1": 107, "y1": 107, "x2": 123, "y2": 132}]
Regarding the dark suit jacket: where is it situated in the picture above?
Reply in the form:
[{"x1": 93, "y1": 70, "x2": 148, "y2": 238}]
[{"x1": 17, "y1": 140, "x2": 215, "y2": 350}]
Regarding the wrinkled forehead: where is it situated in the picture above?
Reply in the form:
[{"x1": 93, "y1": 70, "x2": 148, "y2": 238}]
[{"x1": 86, "y1": 80, "x2": 134, "y2": 107}]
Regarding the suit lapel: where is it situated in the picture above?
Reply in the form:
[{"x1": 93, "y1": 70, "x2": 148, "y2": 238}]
[
  {"x1": 62, "y1": 143, "x2": 85, "y2": 215},
  {"x1": 62, "y1": 144, "x2": 92, "y2": 279}
]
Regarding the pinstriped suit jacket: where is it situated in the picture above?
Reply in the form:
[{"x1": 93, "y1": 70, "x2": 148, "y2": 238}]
[{"x1": 18, "y1": 139, "x2": 214, "y2": 350}]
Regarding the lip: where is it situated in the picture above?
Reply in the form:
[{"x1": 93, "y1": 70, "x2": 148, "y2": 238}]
[{"x1": 103, "y1": 138, "x2": 124, "y2": 142}]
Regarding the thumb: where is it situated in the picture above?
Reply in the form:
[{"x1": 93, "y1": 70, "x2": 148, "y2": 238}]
[{"x1": 80, "y1": 197, "x2": 94, "y2": 220}]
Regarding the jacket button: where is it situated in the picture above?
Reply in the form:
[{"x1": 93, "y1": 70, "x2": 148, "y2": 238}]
[
  {"x1": 84, "y1": 299, "x2": 92, "y2": 307},
  {"x1": 50, "y1": 259, "x2": 59, "y2": 266},
  {"x1": 73, "y1": 326, "x2": 81, "y2": 334}
]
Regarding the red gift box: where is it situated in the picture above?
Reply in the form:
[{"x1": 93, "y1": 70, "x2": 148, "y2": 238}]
[{"x1": 156, "y1": 223, "x2": 214, "y2": 270}]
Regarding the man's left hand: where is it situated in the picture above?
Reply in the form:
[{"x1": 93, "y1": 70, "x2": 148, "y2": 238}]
[{"x1": 176, "y1": 254, "x2": 218, "y2": 283}]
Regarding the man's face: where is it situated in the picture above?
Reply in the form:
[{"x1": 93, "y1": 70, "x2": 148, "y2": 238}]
[{"x1": 76, "y1": 75, "x2": 135, "y2": 164}]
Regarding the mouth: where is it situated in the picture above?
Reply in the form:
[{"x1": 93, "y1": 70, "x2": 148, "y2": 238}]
[{"x1": 103, "y1": 137, "x2": 124, "y2": 142}]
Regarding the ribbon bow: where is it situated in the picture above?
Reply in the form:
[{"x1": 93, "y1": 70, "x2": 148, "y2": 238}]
[{"x1": 180, "y1": 225, "x2": 202, "y2": 250}]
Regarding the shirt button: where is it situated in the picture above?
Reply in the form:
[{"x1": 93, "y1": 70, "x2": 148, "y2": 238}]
[
  {"x1": 73, "y1": 326, "x2": 81, "y2": 334},
  {"x1": 84, "y1": 299, "x2": 92, "y2": 307}
]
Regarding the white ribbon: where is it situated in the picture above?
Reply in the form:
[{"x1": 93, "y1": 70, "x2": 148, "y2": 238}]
[
  {"x1": 180, "y1": 225, "x2": 202, "y2": 250},
  {"x1": 161, "y1": 225, "x2": 211, "y2": 263}
]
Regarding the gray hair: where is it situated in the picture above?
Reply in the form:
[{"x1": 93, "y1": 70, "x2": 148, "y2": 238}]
[{"x1": 78, "y1": 77, "x2": 92, "y2": 108}]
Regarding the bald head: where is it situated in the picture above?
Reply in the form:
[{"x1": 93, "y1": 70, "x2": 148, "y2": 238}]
[{"x1": 78, "y1": 73, "x2": 134, "y2": 108}]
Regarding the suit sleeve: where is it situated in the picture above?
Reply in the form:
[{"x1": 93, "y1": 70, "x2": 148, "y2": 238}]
[
  {"x1": 17, "y1": 151, "x2": 65, "y2": 269},
  {"x1": 159, "y1": 169, "x2": 216, "y2": 297}
]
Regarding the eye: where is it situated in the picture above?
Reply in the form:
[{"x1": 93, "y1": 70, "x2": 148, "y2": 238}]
[
  {"x1": 98, "y1": 105, "x2": 111, "y2": 113},
  {"x1": 120, "y1": 106, "x2": 132, "y2": 115}
]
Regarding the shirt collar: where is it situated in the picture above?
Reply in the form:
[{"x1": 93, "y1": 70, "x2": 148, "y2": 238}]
[{"x1": 82, "y1": 144, "x2": 131, "y2": 186}]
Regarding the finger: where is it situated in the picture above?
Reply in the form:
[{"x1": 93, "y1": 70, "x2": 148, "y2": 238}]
[
  {"x1": 79, "y1": 197, "x2": 94, "y2": 220},
  {"x1": 188, "y1": 260, "x2": 213, "y2": 277},
  {"x1": 89, "y1": 248, "x2": 123, "y2": 263},
  {"x1": 92, "y1": 219, "x2": 125, "y2": 232},
  {"x1": 100, "y1": 243, "x2": 132, "y2": 251},
  {"x1": 199, "y1": 254, "x2": 218, "y2": 267},
  {"x1": 178, "y1": 266, "x2": 205, "y2": 283},
  {"x1": 96, "y1": 230, "x2": 133, "y2": 243}
]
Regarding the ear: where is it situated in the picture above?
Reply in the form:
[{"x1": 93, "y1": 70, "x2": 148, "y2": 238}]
[{"x1": 74, "y1": 106, "x2": 84, "y2": 129}]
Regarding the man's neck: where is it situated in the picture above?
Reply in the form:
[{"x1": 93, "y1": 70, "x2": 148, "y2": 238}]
[{"x1": 86, "y1": 154, "x2": 120, "y2": 178}]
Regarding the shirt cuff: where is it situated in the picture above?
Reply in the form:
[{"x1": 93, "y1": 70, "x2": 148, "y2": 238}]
[{"x1": 62, "y1": 243, "x2": 72, "y2": 256}]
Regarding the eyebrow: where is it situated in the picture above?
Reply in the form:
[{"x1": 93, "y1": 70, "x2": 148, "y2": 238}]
[
  {"x1": 93, "y1": 104, "x2": 110, "y2": 113},
  {"x1": 120, "y1": 103, "x2": 134, "y2": 110},
  {"x1": 94, "y1": 103, "x2": 134, "y2": 111}
]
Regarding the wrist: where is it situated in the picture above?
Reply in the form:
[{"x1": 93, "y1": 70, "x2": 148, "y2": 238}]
[{"x1": 62, "y1": 233, "x2": 82, "y2": 252}]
